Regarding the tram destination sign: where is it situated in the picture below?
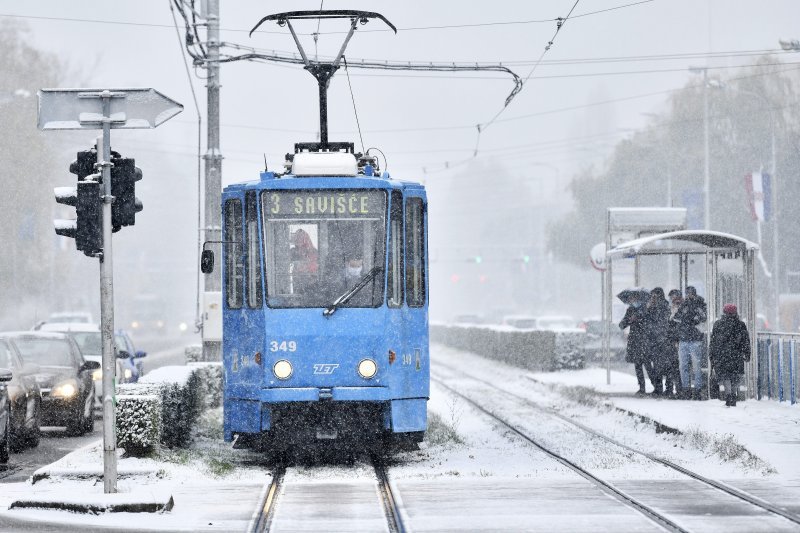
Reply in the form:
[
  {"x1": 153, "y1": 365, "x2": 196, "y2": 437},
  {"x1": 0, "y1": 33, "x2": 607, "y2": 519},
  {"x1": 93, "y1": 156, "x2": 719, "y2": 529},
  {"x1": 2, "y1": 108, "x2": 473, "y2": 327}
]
[
  {"x1": 264, "y1": 190, "x2": 386, "y2": 218},
  {"x1": 37, "y1": 88, "x2": 183, "y2": 130}
]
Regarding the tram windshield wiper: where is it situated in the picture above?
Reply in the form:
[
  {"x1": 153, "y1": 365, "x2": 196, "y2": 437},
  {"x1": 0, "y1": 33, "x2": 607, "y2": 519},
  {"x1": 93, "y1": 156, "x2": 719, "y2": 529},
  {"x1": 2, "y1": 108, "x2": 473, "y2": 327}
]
[{"x1": 323, "y1": 266, "x2": 383, "y2": 317}]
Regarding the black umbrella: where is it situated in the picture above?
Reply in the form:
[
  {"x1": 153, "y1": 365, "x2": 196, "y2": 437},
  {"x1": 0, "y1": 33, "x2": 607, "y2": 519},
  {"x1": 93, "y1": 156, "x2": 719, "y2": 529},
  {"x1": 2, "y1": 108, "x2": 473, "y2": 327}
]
[{"x1": 617, "y1": 287, "x2": 650, "y2": 305}]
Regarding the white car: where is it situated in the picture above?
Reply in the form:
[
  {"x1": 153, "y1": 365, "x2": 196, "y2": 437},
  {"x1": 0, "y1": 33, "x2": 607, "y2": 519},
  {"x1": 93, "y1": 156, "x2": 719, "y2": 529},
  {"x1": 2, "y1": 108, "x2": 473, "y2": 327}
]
[{"x1": 47, "y1": 311, "x2": 94, "y2": 324}]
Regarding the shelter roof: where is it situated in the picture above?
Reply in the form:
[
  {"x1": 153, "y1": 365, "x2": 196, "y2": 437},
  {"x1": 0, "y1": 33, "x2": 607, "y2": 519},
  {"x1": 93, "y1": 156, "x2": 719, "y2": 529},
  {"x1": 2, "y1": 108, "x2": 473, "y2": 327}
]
[{"x1": 607, "y1": 230, "x2": 758, "y2": 259}]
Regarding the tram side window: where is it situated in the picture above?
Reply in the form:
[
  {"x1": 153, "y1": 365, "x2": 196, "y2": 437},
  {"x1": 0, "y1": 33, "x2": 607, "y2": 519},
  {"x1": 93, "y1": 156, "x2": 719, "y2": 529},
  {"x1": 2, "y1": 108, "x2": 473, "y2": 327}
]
[
  {"x1": 405, "y1": 197, "x2": 426, "y2": 307},
  {"x1": 225, "y1": 199, "x2": 244, "y2": 309},
  {"x1": 387, "y1": 191, "x2": 404, "y2": 308},
  {"x1": 245, "y1": 191, "x2": 263, "y2": 308}
]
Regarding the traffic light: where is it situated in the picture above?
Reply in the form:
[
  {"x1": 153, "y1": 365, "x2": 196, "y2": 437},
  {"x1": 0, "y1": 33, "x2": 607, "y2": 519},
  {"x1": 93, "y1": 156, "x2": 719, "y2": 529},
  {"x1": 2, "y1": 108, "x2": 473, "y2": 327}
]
[
  {"x1": 110, "y1": 156, "x2": 143, "y2": 230},
  {"x1": 54, "y1": 180, "x2": 103, "y2": 256},
  {"x1": 523, "y1": 255, "x2": 530, "y2": 264},
  {"x1": 69, "y1": 149, "x2": 96, "y2": 180},
  {"x1": 474, "y1": 255, "x2": 482, "y2": 264},
  {"x1": 55, "y1": 149, "x2": 103, "y2": 256}
]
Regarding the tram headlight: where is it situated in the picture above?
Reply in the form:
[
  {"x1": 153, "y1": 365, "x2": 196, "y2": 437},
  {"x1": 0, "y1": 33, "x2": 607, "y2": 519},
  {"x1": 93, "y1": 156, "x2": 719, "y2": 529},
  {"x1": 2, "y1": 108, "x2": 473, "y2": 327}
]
[
  {"x1": 273, "y1": 360, "x2": 293, "y2": 380},
  {"x1": 358, "y1": 359, "x2": 378, "y2": 379}
]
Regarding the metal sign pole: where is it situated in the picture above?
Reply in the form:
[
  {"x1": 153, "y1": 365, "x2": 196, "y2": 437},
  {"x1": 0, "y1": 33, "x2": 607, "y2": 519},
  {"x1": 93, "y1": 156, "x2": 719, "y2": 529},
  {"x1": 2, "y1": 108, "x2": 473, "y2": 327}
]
[
  {"x1": 37, "y1": 87, "x2": 182, "y2": 496},
  {"x1": 98, "y1": 92, "x2": 117, "y2": 493}
]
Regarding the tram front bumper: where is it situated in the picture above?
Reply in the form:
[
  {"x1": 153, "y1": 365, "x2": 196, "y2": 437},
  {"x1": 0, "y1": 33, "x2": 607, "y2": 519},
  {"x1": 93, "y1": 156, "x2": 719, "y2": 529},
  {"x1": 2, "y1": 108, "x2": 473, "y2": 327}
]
[{"x1": 260, "y1": 386, "x2": 389, "y2": 403}]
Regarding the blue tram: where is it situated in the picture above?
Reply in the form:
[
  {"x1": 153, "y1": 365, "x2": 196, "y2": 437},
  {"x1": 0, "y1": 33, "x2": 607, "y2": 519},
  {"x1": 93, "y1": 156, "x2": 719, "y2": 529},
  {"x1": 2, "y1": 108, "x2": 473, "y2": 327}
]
[{"x1": 214, "y1": 148, "x2": 429, "y2": 447}]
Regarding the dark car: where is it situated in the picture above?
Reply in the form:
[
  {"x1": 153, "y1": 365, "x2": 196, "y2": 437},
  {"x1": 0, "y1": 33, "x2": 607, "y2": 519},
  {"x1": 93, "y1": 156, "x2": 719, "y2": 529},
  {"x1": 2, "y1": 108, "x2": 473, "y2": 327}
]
[
  {"x1": 4, "y1": 332, "x2": 99, "y2": 436},
  {"x1": 0, "y1": 367, "x2": 11, "y2": 463},
  {"x1": 0, "y1": 337, "x2": 42, "y2": 452}
]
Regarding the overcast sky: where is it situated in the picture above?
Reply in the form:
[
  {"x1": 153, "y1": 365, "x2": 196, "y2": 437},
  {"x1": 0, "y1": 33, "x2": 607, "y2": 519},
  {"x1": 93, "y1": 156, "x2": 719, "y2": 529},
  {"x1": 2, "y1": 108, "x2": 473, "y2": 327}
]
[{"x1": 4, "y1": 1, "x2": 800, "y2": 321}]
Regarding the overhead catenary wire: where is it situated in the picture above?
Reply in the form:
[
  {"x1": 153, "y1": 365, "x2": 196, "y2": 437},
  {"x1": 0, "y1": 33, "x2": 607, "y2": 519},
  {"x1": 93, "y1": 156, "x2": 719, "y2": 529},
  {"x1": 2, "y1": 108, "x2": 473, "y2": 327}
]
[
  {"x1": 0, "y1": 0, "x2": 654, "y2": 35},
  {"x1": 343, "y1": 56, "x2": 365, "y2": 153}
]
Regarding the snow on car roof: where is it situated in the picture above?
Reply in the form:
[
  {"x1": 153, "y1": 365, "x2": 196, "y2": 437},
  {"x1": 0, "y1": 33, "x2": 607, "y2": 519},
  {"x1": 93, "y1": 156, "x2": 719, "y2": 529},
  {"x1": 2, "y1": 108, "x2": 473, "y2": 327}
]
[
  {"x1": 0, "y1": 331, "x2": 70, "y2": 339},
  {"x1": 39, "y1": 322, "x2": 100, "y2": 333}
]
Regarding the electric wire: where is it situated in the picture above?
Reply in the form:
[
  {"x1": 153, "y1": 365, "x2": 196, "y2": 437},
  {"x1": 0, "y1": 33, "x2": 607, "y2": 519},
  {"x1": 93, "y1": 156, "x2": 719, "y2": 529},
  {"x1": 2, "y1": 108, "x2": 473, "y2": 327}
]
[
  {"x1": 343, "y1": 56, "x2": 366, "y2": 153},
  {"x1": 0, "y1": 1, "x2": 654, "y2": 35}
]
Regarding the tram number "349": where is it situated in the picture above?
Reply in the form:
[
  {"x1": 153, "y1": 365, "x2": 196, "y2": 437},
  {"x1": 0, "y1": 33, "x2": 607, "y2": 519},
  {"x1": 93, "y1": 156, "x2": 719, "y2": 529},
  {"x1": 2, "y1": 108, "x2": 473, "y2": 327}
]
[{"x1": 269, "y1": 341, "x2": 297, "y2": 352}]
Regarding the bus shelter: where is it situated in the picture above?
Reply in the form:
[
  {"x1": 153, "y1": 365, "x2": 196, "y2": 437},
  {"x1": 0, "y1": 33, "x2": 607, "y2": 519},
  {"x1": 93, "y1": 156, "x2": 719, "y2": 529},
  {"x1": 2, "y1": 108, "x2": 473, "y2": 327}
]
[{"x1": 603, "y1": 230, "x2": 759, "y2": 398}]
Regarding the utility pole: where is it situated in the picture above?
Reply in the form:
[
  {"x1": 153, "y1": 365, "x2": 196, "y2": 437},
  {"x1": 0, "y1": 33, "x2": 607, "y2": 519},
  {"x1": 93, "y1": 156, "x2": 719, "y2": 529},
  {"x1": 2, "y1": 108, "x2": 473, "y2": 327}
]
[
  {"x1": 702, "y1": 68, "x2": 710, "y2": 230},
  {"x1": 202, "y1": 0, "x2": 223, "y2": 361},
  {"x1": 688, "y1": 67, "x2": 711, "y2": 229}
]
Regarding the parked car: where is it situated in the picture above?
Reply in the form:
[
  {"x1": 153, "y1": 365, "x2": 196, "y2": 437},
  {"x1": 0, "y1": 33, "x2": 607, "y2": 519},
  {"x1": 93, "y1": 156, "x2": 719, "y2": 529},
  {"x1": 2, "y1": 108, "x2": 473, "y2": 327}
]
[
  {"x1": 535, "y1": 315, "x2": 581, "y2": 331},
  {"x1": 452, "y1": 314, "x2": 484, "y2": 325},
  {"x1": 38, "y1": 323, "x2": 145, "y2": 409},
  {"x1": 502, "y1": 315, "x2": 539, "y2": 329},
  {"x1": 4, "y1": 332, "x2": 98, "y2": 436},
  {"x1": 0, "y1": 337, "x2": 42, "y2": 452},
  {"x1": 579, "y1": 318, "x2": 627, "y2": 362},
  {"x1": 0, "y1": 367, "x2": 12, "y2": 463}
]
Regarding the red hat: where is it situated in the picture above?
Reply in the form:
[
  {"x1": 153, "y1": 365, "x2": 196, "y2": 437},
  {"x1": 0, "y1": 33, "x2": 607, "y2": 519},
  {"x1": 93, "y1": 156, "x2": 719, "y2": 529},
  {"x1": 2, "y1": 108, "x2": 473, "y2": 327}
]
[{"x1": 723, "y1": 303, "x2": 737, "y2": 315}]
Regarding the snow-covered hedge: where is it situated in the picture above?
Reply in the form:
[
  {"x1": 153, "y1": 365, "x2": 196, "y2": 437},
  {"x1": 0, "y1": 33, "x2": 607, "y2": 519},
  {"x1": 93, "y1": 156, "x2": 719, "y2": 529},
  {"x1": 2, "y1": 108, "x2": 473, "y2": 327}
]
[
  {"x1": 116, "y1": 365, "x2": 206, "y2": 454},
  {"x1": 116, "y1": 394, "x2": 160, "y2": 457},
  {"x1": 188, "y1": 362, "x2": 223, "y2": 409},
  {"x1": 184, "y1": 344, "x2": 202, "y2": 363},
  {"x1": 431, "y1": 324, "x2": 585, "y2": 371},
  {"x1": 140, "y1": 366, "x2": 202, "y2": 448}
]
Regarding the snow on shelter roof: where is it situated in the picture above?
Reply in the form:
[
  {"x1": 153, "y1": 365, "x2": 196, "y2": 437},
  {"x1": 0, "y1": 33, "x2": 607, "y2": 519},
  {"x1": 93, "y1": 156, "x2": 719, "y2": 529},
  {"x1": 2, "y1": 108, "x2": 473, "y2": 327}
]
[{"x1": 606, "y1": 230, "x2": 758, "y2": 259}]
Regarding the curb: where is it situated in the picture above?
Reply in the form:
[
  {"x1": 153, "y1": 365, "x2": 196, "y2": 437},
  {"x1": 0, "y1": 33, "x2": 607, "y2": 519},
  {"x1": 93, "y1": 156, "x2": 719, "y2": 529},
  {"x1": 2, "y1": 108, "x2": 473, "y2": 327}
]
[
  {"x1": 9, "y1": 495, "x2": 174, "y2": 514},
  {"x1": 32, "y1": 467, "x2": 163, "y2": 485}
]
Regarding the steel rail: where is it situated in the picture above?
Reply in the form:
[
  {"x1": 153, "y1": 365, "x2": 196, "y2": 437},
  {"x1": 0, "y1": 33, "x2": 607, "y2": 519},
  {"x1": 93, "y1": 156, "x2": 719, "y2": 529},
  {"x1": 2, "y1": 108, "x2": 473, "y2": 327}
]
[
  {"x1": 435, "y1": 362, "x2": 800, "y2": 527},
  {"x1": 248, "y1": 466, "x2": 285, "y2": 533},
  {"x1": 372, "y1": 456, "x2": 406, "y2": 533},
  {"x1": 432, "y1": 375, "x2": 689, "y2": 533}
]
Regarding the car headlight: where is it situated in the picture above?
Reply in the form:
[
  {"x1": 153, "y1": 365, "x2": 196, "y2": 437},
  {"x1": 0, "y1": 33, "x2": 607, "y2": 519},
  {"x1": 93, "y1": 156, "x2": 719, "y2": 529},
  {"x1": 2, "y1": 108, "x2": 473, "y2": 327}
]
[
  {"x1": 131, "y1": 321, "x2": 139, "y2": 329},
  {"x1": 178, "y1": 322, "x2": 188, "y2": 332},
  {"x1": 273, "y1": 360, "x2": 293, "y2": 380},
  {"x1": 358, "y1": 359, "x2": 378, "y2": 379},
  {"x1": 157, "y1": 320, "x2": 165, "y2": 328},
  {"x1": 92, "y1": 369, "x2": 102, "y2": 381},
  {"x1": 124, "y1": 368, "x2": 132, "y2": 379},
  {"x1": 52, "y1": 380, "x2": 77, "y2": 398}
]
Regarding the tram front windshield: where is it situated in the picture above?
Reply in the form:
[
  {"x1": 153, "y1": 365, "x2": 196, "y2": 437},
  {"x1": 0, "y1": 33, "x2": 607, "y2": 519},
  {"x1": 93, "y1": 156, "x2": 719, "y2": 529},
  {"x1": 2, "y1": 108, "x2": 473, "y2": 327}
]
[{"x1": 262, "y1": 190, "x2": 387, "y2": 309}]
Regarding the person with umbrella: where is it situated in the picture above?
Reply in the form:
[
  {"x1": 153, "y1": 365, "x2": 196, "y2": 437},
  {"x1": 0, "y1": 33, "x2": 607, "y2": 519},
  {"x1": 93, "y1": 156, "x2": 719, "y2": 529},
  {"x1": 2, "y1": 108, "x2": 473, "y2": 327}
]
[
  {"x1": 618, "y1": 288, "x2": 654, "y2": 395},
  {"x1": 709, "y1": 304, "x2": 750, "y2": 406}
]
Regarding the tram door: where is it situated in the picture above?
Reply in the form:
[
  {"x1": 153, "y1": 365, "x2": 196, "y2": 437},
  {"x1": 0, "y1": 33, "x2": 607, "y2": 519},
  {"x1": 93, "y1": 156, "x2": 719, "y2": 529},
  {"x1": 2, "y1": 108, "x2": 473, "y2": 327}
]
[{"x1": 402, "y1": 193, "x2": 429, "y2": 398}]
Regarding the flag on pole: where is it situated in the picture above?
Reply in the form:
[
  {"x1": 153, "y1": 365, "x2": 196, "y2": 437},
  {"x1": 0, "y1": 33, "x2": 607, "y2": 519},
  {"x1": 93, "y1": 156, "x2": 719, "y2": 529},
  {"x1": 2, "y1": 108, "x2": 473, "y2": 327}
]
[{"x1": 745, "y1": 172, "x2": 771, "y2": 222}]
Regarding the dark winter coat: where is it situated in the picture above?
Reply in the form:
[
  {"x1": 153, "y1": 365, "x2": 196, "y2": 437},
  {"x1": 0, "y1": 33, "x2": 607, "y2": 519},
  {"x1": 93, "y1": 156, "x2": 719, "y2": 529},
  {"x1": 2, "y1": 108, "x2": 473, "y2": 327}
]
[
  {"x1": 620, "y1": 304, "x2": 648, "y2": 364},
  {"x1": 644, "y1": 298, "x2": 670, "y2": 366},
  {"x1": 709, "y1": 314, "x2": 751, "y2": 378},
  {"x1": 673, "y1": 296, "x2": 707, "y2": 342}
]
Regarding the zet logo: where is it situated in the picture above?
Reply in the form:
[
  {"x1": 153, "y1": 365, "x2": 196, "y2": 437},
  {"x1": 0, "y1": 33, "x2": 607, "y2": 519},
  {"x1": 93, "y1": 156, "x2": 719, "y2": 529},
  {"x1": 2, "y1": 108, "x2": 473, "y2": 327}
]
[{"x1": 313, "y1": 363, "x2": 339, "y2": 375}]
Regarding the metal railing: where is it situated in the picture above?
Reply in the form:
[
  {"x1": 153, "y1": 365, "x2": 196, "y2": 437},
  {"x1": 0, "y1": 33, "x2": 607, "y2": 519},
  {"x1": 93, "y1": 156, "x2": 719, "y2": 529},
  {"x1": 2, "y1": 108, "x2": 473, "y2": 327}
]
[{"x1": 756, "y1": 331, "x2": 799, "y2": 404}]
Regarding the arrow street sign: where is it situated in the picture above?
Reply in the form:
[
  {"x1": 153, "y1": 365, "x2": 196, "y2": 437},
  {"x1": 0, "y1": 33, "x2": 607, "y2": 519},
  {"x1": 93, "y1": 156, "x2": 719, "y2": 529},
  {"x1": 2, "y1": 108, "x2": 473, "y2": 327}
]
[
  {"x1": 37, "y1": 88, "x2": 183, "y2": 130},
  {"x1": 37, "y1": 87, "x2": 183, "y2": 495}
]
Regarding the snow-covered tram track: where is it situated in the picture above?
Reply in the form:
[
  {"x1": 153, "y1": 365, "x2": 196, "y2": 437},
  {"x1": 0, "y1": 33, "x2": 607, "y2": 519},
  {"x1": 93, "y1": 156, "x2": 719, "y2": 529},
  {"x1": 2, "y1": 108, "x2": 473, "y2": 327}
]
[
  {"x1": 432, "y1": 362, "x2": 800, "y2": 532},
  {"x1": 432, "y1": 375, "x2": 689, "y2": 533},
  {"x1": 248, "y1": 458, "x2": 405, "y2": 532}
]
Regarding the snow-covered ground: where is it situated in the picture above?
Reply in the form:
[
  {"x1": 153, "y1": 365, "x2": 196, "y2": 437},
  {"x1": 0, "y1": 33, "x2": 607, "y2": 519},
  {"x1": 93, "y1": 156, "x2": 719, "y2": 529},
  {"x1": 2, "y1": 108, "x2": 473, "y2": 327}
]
[
  {"x1": 529, "y1": 366, "x2": 800, "y2": 478},
  {"x1": 1, "y1": 343, "x2": 798, "y2": 531}
]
